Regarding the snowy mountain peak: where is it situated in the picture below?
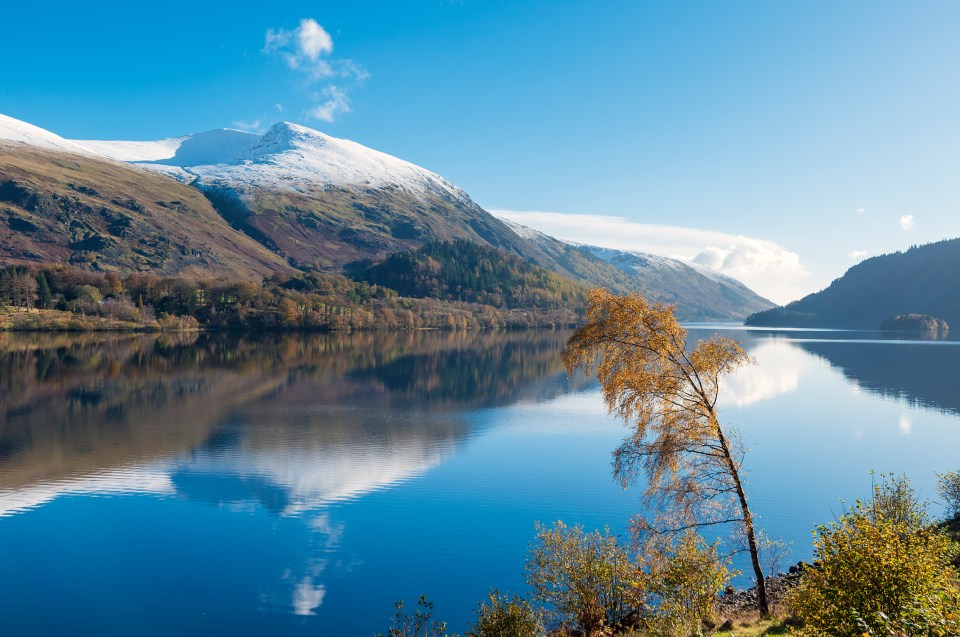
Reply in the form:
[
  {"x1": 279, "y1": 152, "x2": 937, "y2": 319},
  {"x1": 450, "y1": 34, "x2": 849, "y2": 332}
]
[
  {"x1": 77, "y1": 128, "x2": 259, "y2": 166},
  {"x1": 0, "y1": 113, "x2": 96, "y2": 156},
  {"x1": 236, "y1": 121, "x2": 329, "y2": 162},
  {"x1": 70, "y1": 118, "x2": 466, "y2": 200}
]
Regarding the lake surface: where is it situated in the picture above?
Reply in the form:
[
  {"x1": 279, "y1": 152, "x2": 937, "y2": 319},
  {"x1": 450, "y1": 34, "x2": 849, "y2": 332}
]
[{"x1": 1, "y1": 327, "x2": 959, "y2": 635}]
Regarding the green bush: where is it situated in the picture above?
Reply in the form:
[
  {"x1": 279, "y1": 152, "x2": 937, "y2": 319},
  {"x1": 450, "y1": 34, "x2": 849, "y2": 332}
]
[
  {"x1": 787, "y1": 474, "x2": 960, "y2": 636},
  {"x1": 468, "y1": 590, "x2": 542, "y2": 637},
  {"x1": 527, "y1": 521, "x2": 643, "y2": 635},
  {"x1": 638, "y1": 529, "x2": 731, "y2": 637}
]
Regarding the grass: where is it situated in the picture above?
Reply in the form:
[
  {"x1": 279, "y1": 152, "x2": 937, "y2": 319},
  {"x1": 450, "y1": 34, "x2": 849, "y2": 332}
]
[
  {"x1": 0, "y1": 306, "x2": 204, "y2": 331},
  {"x1": 712, "y1": 617, "x2": 796, "y2": 636}
]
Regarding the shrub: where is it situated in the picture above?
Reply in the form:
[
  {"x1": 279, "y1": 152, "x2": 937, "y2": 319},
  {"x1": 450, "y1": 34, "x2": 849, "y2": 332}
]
[
  {"x1": 787, "y1": 474, "x2": 960, "y2": 636},
  {"x1": 937, "y1": 470, "x2": 960, "y2": 519},
  {"x1": 638, "y1": 529, "x2": 732, "y2": 637},
  {"x1": 468, "y1": 590, "x2": 542, "y2": 637},
  {"x1": 527, "y1": 521, "x2": 643, "y2": 635},
  {"x1": 378, "y1": 595, "x2": 456, "y2": 637}
]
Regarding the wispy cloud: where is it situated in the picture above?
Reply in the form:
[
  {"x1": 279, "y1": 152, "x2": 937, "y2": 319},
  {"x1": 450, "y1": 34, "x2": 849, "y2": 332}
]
[
  {"x1": 308, "y1": 86, "x2": 351, "y2": 123},
  {"x1": 492, "y1": 209, "x2": 810, "y2": 304},
  {"x1": 899, "y1": 214, "x2": 915, "y2": 230},
  {"x1": 849, "y1": 249, "x2": 869, "y2": 260},
  {"x1": 263, "y1": 19, "x2": 368, "y2": 123},
  {"x1": 232, "y1": 117, "x2": 264, "y2": 133}
]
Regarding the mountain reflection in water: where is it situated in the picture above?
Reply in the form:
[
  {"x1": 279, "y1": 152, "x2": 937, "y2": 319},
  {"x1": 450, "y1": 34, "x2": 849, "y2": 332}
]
[
  {"x1": 0, "y1": 330, "x2": 576, "y2": 516},
  {"x1": 3, "y1": 328, "x2": 960, "y2": 635}
]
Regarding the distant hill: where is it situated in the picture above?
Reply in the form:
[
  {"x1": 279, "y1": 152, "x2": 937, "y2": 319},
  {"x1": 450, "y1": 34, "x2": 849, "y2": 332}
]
[
  {"x1": 499, "y1": 219, "x2": 774, "y2": 320},
  {"x1": 746, "y1": 238, "x2": 960, "y2": 328}
]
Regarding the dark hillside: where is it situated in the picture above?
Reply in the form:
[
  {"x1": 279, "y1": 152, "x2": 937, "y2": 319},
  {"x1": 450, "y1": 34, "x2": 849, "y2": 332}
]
[
  {"x1": 352, "y1": 239, "x2": 587, "y2": 310},
  {"x1": 747, "y1": 238, "x2": 960, "y2": 328}
]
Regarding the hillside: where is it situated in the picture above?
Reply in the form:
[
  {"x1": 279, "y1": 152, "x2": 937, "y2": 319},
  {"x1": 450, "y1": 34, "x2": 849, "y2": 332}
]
[
  {"x1": 78, "y1": 121, "x2": 550, "y2": 272},
  {"x1": 0, "y1": 143, "x2": 291, "y2": 279},
  {"x1": 352, "y1": 239, "x2": 586, "y2": 309},
  {"x1": 0, "y1": 113, "x2": 773, "y2": 321},
  {"x1": 746, "y1": 238, "x2": 960, "y2": 328},
  {"x1": 499, "y1": 219, "x2": 774, "y2": 320}
]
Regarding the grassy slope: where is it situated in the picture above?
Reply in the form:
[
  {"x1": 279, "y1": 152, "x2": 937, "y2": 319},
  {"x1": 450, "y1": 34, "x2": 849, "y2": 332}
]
[{"x1": 0, "y1": 144, "x2": 291, "y2": 279}]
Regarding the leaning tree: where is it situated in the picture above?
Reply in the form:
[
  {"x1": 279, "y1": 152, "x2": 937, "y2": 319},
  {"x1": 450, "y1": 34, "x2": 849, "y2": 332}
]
[{"x1": 563, "y1": 288, "x2": 769, "y2": 615}]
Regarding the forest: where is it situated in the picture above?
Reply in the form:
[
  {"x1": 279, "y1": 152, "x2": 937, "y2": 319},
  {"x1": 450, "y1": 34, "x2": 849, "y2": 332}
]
[{"x1": 0, "y1": 243, "x2": 584, "y2": 332}]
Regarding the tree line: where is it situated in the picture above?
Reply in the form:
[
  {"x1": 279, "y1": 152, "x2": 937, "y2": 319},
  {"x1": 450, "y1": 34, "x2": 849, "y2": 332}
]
[
  {"x1": 353, "y1": 239, "x2": 588, "y2": 310},
  {"x1": 0, "y1": 262, "x2": 581, "y2": 332}
]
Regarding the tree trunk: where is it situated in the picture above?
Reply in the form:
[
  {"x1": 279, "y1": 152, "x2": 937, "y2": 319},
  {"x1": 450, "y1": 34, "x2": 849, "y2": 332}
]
[{"x1": 713, "y1": 415, "x2": 769, "y2": 616}]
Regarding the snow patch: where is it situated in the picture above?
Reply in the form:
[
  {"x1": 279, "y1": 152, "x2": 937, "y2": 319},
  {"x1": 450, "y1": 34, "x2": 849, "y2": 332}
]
[
  {"x1": 0, "y1": 113, "x2": 97, "y2": 156},
  {"x1": 77, "y1": 128, "x2": 260, "y2": 166}
]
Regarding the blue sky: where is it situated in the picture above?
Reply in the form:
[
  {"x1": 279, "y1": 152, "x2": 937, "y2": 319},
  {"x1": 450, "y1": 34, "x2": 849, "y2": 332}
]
[{"x1": 4, "y1": 0, "x2": 960, "y2": 302}]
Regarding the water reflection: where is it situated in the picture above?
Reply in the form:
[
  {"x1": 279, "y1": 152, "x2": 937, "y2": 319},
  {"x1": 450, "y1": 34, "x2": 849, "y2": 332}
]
[
  {"x1": 795, "y1": 339, "x2": 960, "y2": 415},
  {"x1": 689, "y1": 326, "x2": 960, "y2": 417},
  {"x1": 719, "y1": 341, "x2": 808, "y2": 407},
  {"x1": 0, "y1": 330, "x2": 576, "y2": 513},
  {"x1": 3, "y1": 328, "x2": 960, "y2": 635}
]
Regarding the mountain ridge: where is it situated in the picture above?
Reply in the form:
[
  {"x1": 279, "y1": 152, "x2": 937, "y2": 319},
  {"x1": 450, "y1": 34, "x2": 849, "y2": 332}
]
[
  {"x1": 745, "y1": 238, "x2": 960, "y2": 329},
  {"x1": 0, "y1": 113, "x2": 772, "y2": 320}
]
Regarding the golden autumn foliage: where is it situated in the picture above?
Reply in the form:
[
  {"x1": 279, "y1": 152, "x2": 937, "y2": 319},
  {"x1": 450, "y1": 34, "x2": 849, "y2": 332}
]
[
  {"x1": 563, "y1": 289, "x2": 770, "y2": 615},
  {"x1": 788, "y1": 475, "x2": 960, "y2": 636}
]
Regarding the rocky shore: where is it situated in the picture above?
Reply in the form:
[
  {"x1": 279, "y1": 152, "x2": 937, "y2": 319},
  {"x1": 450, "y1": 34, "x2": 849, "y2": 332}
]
[{"x1": 715, "y1": 562, "x2": 809, "y2": 616}]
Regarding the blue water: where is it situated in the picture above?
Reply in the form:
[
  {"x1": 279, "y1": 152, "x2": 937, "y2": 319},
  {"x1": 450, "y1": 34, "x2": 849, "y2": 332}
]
[{"x1": 0, "y1": 328, "x2": 958, "y2": 635}]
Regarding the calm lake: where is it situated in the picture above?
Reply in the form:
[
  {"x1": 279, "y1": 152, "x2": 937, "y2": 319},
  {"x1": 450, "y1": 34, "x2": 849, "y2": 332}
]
[{"x1": 1, "y1": 327, "x2": 959, "y2": 635}]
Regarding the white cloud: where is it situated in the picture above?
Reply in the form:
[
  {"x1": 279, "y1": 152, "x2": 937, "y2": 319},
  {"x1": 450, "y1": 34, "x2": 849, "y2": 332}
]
[
  {"x1": 849, "y1": 250, "x2": 869, "y2": 260},
  {"x1": 308, "y1": 86, "x2": 351, "y2": 122},
  {"x1": 855, "y1": 207, "x2": 866, "y2": 214},
  {"x1": 263, "y1": 19, "x2": 367, "y2": 123},
  {"x1": 232, "y1": 118, "x2": 263, "y2": 132},
  {"x1": 492, "y1": 210, "x2": 809, "y2": 304},
  {"x1": 297, "y1": 19, "x2": 333, "y2": 61},
  {"x1": 900, "y1": 214, "x2": 915, "y2": 230}
]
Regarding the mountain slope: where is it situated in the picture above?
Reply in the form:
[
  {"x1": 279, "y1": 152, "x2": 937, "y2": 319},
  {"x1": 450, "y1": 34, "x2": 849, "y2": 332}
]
[
  {"x1": 746, "y1": 238, "x2": 960, "y2": 328},
  {"x1": 499, "y1": 219, "x2": 774, "y2": 320},
  {"x1": 81, "y1": 121, "x2": 554, "y2": 271},
  {"x1": 0, "y1": 143, "x2": 291, "y2": 278},
  {"x1": 0, "y1": 114, "x2": 772, "y2": 320},
  {"x1": 72, "y1": 118, "x2": 774, "y2": 321}
]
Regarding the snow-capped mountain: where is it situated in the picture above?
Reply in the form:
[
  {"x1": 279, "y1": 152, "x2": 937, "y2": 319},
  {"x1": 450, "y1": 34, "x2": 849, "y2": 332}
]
[
  {"x1": 497, "y1": 218, "x2": 773, "y2": 318},
  {"x1": 0, "y1": 113, "x2": 774, "y2": 319},
  {"x1": 0, "y1": 113, "x2": 97, "y2": 156},
  {"x1": 76, "y1": 122, "x2": 468, "y2": 202}
]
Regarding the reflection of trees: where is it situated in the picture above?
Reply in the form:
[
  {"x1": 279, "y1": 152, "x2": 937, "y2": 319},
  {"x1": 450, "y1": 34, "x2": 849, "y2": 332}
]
[
  {"x1": 346, "y1": 330, "x2": 575, "y2": 409},
  {"x1": 797, "y1": 341, "x2": 960, "y2": 415},
  {"x1": 0, "y1": 330, "x2": 577, "y2": 491}
]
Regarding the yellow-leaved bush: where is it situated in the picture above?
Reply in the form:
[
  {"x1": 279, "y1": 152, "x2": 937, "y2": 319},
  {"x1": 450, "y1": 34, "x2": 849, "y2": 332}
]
[{"x1": 787, "y1": 475, "x2": 960, "y2": 637}]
